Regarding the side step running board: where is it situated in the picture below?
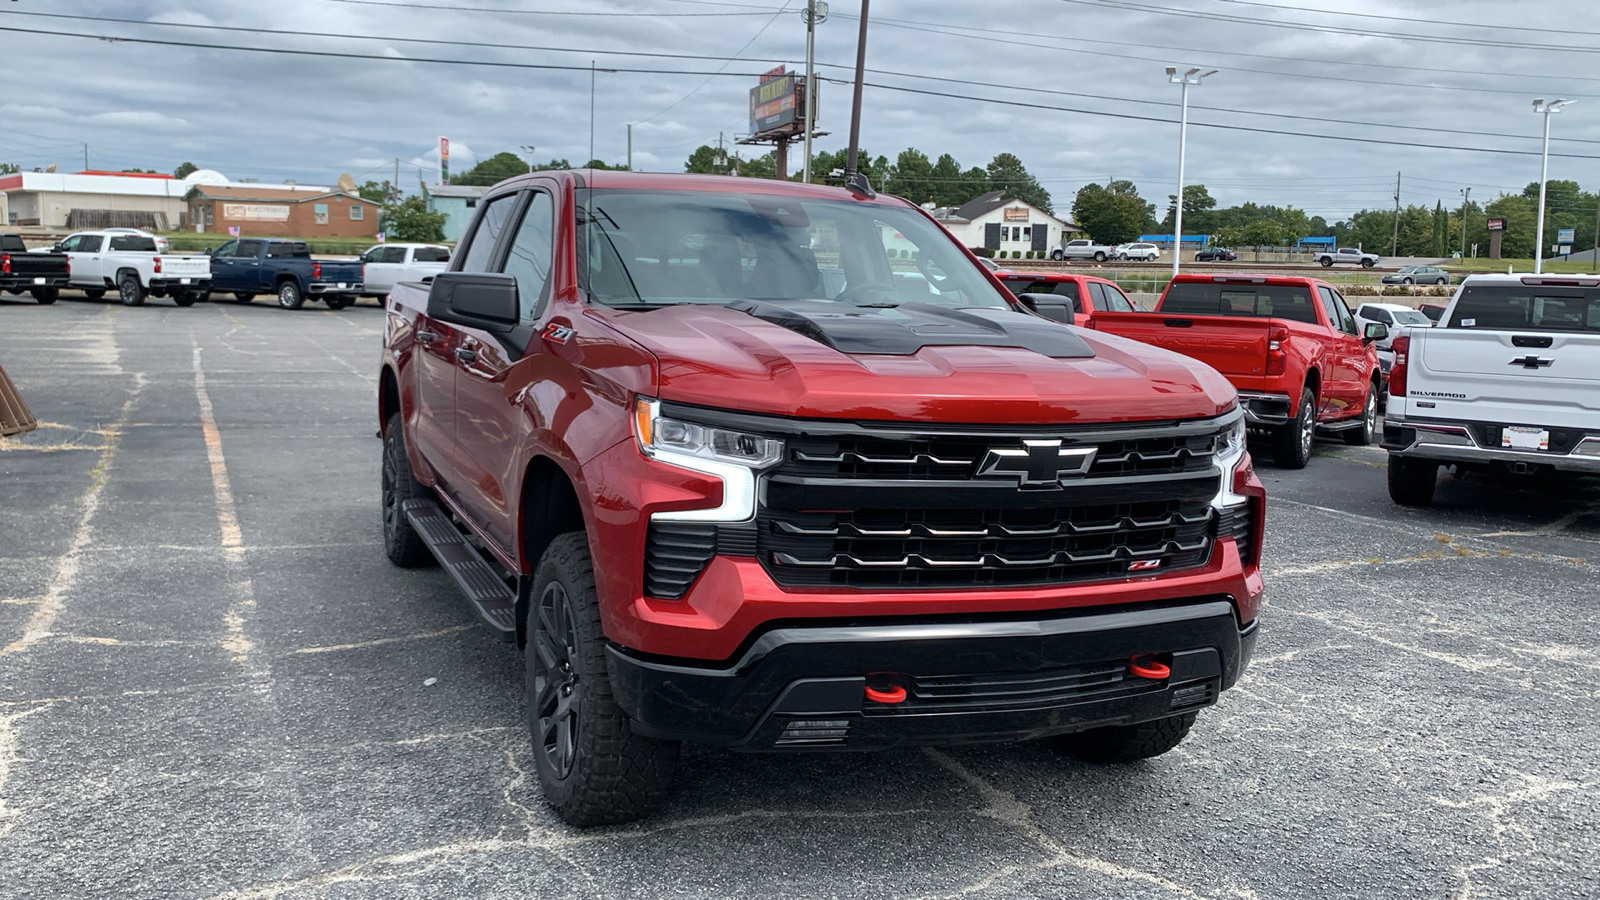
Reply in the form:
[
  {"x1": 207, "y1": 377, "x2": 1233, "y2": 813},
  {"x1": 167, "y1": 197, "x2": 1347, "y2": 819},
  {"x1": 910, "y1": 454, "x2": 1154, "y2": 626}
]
[{"x1": 402, "y1": 498, "x2": 517, "y2": 641}]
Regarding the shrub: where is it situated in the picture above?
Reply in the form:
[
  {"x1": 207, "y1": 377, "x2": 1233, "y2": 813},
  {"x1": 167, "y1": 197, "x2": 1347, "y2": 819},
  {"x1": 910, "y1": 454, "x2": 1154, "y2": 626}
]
[{"x1": 1342, "y1": 285, "x2": 1380, "y2": 296}]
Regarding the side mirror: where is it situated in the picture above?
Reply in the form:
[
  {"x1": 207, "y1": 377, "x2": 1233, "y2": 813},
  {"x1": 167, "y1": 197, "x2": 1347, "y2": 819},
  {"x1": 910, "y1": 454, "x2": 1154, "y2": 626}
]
[
  {"x1": 1018, "y1": 292, "x2": 1076, "y2": 324},
  {"x1": 204, "y1": 247, "x2": 214, "y2": 256},
  {"x1": 1363, "y1": 322, "x2": 1389, "y2": 343},
  {"x1": 426, "y1": 272, "x2": 520, "y2": 332}
]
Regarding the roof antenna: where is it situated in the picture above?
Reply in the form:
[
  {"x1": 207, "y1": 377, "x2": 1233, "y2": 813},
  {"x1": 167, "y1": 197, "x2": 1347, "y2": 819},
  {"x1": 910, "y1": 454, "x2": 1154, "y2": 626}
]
[{"x1": 844, "y1": 171, "x2": 875, "y2": 199}]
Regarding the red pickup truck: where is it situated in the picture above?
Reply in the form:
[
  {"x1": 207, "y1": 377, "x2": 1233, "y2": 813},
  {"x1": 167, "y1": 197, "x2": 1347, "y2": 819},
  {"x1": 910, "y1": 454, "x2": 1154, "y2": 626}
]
[
  {"x1": 991, "y1": 269, "x2": 1141, "y2": 327},
  {"x1": 379, "y1": 171, "x2": 1264, "y2": 826},
  {"x1": 1094, "y1": 275, "x2": 1386, "y2": 468}
]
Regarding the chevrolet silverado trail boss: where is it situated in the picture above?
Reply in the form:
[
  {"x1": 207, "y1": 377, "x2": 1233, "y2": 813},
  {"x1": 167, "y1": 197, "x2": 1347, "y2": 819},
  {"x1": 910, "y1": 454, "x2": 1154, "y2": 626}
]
[
  {"x1": 1383, "y1": 274, "x2": 1600, "y2": 506},
  {"x1": 1093, "y1": 274, "x2": 1387, "y2": 469},
  {"x1": 379, "y1": 171, "x2": 1265, "y2": 826}
]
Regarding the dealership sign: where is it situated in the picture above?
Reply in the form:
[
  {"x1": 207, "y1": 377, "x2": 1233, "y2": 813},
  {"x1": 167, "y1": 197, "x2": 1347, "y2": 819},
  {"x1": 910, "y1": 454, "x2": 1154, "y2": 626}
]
[
  {"x1": 224, "y1": 203, "x2": 290, "y2": 222},
  {"x1": 1486, "y1": 218, "x2": 1504, "y2": 231}
]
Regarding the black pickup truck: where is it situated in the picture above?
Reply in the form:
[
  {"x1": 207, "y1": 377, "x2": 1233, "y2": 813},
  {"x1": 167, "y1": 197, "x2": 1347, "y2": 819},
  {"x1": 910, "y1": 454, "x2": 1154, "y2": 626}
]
[
  {"x1": 1, "y1": 233, "x2": 69, "y2": 304},
  {"x1": 206, "y1": 238, "x2": 365, "y2": 310}
]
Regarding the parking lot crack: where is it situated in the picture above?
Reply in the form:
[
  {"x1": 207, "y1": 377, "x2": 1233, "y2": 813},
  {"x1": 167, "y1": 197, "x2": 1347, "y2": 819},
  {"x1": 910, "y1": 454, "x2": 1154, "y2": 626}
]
[{"x1": 0, "y1": 703, "x2": 55, "y2": 840}]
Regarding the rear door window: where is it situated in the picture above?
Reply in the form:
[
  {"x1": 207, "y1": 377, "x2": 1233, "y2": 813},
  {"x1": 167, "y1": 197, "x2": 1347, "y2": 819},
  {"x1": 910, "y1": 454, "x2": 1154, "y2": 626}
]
[
  {"x1": 234, "y1": 240, "x2": 265, "y2": 259},
  {"x1": 415, "y1": 246, "x2": 451, "y2": 263}
]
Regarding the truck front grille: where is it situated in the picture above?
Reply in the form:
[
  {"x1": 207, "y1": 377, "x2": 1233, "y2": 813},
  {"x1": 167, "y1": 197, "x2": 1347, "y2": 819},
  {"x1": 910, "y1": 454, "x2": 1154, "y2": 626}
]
[
  {"x1": 1215, "y1": 502, "x2": 1256, "y2": 567},
  {"x1": 762, "y1": 499, "x2": 1214, "y2": 589},
  {"x1": 786, "y1": 431, "x2": 1219, "y2": 481},
  {"x1": 883, "y1": 660, "x2": 1157, "y2": 713}
]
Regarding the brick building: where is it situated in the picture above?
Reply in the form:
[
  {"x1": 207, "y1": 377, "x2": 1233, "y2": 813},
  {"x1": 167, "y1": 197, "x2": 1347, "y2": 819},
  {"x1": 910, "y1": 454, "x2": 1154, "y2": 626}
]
[{"x1": 185, "y1": 185, "x2": 381, "y2": 239}]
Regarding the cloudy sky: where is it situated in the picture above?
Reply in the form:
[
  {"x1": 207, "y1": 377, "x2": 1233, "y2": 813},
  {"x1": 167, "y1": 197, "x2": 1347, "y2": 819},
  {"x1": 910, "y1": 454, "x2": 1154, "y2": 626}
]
[{"x1": 4, "y1": 0, "x2": 1599, "y2": 220}]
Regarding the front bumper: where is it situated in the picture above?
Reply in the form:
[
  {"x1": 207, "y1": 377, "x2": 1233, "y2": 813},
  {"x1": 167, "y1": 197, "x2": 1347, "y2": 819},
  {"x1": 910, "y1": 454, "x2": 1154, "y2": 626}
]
[
  {"x1": 1384, "y1": 418, "x2": 1600, "y2": 474},
  {"x1": 1237, "y1": 391, "x2": 1292, "y2": 426},
  {"x1": 608, "y1": 599, "x2": 1256, "y2": 750}
]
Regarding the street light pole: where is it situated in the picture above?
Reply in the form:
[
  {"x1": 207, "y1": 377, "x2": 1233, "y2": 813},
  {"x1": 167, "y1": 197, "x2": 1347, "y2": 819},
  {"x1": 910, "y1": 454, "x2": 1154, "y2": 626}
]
[
  {"x1": 1166, "y1": 66, "x2": 1216, "y2": 279},
  {"x1": 521, "y1": 145, "x2": 536, "y2": 174},
  {"x1": 1459, "y1": 187, "x2": 1470, "y2": 258},
  {"x1": 802, "y1": 1, "x2": 827, "y2": 183},
  {"x1": 1532, "y1": 98, "x2": 1574, "y2": 274}
]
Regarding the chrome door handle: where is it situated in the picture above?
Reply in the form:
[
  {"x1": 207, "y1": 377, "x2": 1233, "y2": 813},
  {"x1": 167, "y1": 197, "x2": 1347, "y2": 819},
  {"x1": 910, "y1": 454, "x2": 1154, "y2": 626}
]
[
  {"x1": 454, "y1": 347, "x2": 477, "y2": 363},
  {"x1": 416, "y1": 330, "x2": 437, "y2": 344}
]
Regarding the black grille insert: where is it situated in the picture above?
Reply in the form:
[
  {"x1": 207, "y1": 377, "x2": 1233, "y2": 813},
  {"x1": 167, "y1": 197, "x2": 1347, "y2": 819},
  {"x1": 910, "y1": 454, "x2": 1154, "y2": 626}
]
[
  {"x1": 786, "y1": 430, "x2": 1220, "y2": 481},
  {"x1": 644, "y1": 523, "x2": 717, "y2": 600},
  {"x1": 1216, "y1": 501, "x2": 1255, "y2": 567}
]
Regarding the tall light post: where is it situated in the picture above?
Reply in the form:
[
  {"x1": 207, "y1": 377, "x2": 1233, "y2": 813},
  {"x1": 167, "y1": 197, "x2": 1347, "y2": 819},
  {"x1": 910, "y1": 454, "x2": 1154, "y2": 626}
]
[
  {"x1": 1459, "y1": 186, "x2": 1470, "y2": 258},
  {"x1": 1167, "y1": 66, "x2": 1216, "y2": 278},
  {"x1": 521, "y1": 145, "x2": 537, "y2": 174},
  {"x1": 1532, "y1": 98, "x2": 1574, "y2": 274},
  {"x1": 802, "y1": 1, "x2": 828, "y2": 183}
]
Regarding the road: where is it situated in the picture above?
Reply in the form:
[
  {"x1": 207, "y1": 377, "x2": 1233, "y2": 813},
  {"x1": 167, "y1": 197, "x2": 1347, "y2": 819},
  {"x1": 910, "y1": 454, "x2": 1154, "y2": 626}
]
[{"x1": 2, "y1": 295, "x2": 1597, "y2": 900}]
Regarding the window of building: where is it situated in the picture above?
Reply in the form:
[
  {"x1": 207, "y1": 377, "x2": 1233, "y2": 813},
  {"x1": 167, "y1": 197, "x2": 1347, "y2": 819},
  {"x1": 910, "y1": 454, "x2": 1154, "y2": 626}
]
[
  {"x1": 350, "y1": 204, "x2": 364, "y2": 221},
  {"x1": 314, "y1": 203, "x2": 329, "y2": 225}
]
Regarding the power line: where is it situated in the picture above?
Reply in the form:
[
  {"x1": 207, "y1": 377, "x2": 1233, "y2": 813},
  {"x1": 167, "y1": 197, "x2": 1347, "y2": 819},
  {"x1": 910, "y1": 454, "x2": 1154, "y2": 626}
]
[
  {"x1": 1057, "y1": 0, "x2": 1600, "y2": 55},
  {"x1": 319, "y1": 0, "x2": 779, "y2": 15},
  {"x1": 1210, "y1": 0, "x2": 1600, "y2": 39},
  {"x1": 635, "y1": 0, "x2": 793, "y2": 125}
]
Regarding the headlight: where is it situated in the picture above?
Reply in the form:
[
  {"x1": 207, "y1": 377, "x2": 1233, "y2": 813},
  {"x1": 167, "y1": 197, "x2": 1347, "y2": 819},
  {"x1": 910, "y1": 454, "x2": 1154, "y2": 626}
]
[
  {"x1": 1211, "y1": 408, "x2": 1249, "y2": 510},
  {"x1": 634, "y1": 398, "x2": 784, "y2": 522}
]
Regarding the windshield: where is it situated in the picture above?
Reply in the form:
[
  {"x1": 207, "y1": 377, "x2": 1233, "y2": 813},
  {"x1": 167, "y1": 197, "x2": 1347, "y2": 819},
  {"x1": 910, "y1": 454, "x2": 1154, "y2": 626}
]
[
  {"x1": 574, "y1": 188, "x2": 1009, "y2": 311},
  {"x1": 1391, "y1": 309, "x2": 1431, "y2": 326}
]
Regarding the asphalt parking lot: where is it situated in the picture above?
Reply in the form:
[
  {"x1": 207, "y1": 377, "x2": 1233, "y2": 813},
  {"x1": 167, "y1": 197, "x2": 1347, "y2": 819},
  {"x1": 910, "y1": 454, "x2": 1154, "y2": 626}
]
[{"x1": 2, "y1": 293, "x2": 1598, "y2": 900}]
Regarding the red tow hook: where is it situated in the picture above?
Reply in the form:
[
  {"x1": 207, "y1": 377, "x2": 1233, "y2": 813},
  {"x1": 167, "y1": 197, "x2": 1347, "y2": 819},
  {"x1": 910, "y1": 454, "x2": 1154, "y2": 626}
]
[
  {"x1": 1128, "y1": 655, "x2": 1171, "y2": 681},
  {"x1": 864, "y1": 684, "x2": 907, "y2": 704}
]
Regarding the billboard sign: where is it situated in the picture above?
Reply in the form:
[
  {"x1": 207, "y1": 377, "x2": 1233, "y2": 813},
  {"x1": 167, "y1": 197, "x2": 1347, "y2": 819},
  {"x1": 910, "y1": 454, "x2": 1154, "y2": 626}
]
[
  {"x1": 1486, "y1": 218, "x2": 1504, "y2": 231},
  {"x1": 749, "y1": 71, "x2": 799, "y2": 137},
  {"x1": 1558, "y1": 227, "x2": 1576, "y2": 244},
  {"x1": 439, "y1": 136, "x2": 450, "y2": 185}
]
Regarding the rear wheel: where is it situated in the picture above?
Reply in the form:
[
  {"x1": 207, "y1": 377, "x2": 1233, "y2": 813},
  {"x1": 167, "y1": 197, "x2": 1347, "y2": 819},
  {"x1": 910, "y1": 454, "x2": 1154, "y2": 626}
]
[
  {"x1": 1401, "y1": 277, "x2": 1413, "y2": 285},
  {"x1": 1093, "y1": 251, "x2": 1107, "y2": 262},
  {"x1": 381, "y1": 412, "x2": 435, "y2": 568},
  {"x1": 277, "y1": 280, "x2": 304, "y2": 310},
  {"x1": 1273, "y1": 386, "x2": 1317, "y2": 469},
  {"x1": 234, "y1": 292, "x2": 256, "y2": 303},
  {"x1": 529, "y1": 533, "x2": 679, "y2": 826},
  {"x1": 325, "y1": 296, "x2": 351, "y2": 310},
  {"x1": 1051, "y1": 251, "x2": 1063, "y2": 261},
  {"x1": 173, "y1": 290, "x2": 198, "y2": 308},
  {"x1": 1054, "y1": 713, "x2": 1197, "y2": 763},
  {"x1": 1388, "y1": 455, "x2": 1439, "y2": 506},
  {"x1": 84, "y1": 288, "x2": 106, "y2": 300},
  {"x1": 1343, "y1": 384, "x2": 1377, "y2": 446},
  {"x1": 1436, "y1": 277, "x2": 1448, "y2": 285},
  {"x1": 1361, "y1": 258, "x2": 1375, "y2": 268},
  {"x1": 1319, "y1": 257, "x2": 1333, "y2": 267},
  {"x1": 30, "y1": 287, "x2": 58, "y2": 305},
  {"x1": 117, "y1": 273, "x2": 146, "y2": 306}
]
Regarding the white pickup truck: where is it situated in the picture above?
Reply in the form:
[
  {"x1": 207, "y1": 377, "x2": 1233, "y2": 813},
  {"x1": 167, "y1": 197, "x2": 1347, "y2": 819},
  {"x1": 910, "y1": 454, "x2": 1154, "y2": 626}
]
[
  {"x1": 357, "y1": 243, "x2": 451, "y2": 300},
  {"x1": 53, "y1": 230, "x2": 211, "y2": 306},
  {"x1": 1050, "y1": 238, "x2": 1114, "y2": 262},
  {"x1": 1383, "y1": 274, "x2": 1600, "y2": 505}
]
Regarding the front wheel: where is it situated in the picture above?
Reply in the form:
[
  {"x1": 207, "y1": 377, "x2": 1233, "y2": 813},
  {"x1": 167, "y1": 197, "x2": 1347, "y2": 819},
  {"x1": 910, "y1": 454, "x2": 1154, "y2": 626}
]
[
  {"x1": 1343, "y1": 383, "x2": 1377, "y2": 446},
  {"x1": 325, "y1": 296, "x2": 351, "y2": 310},
  {"x1": 529, "y1": 532, "x2": 680, "y2": 827},
  {"x1": 1361, "y1": 258, "x2": 1375, "y2": 268},
  {"x1": 277, "y1": 280, "x2": 304, "y2": 310},
  {"x1": 1388, "y1": 455, "x2": 1439, "y2": 507},
  {"x1": 1401, "y1": 277, "x2": 1413, "y2": 285},
  {"x1": 118, "y1": 273, "x2": 146, "y2": 306},
  {"x1": 173, "y1": 290, "x2": 198, "y2": 308},
  {"x1": 1054, "y1": 712, "x2": 1197, "y2": 763},
  {"x1": 1051, "y1": 251, "x2": 1063, "y2": 261},
  {"x1": 31, "y1": 287, "x2": 58, "y2": 305},
  {"x1": 1436, "y1": 277, "x2": 1448, "y2": 286},
  {"x1": 234, "y1": 292, "x2": 256, "y2": 303},
  {"x1": 84, "y1": 288, "x2": 107, "y2": 300},
  {"x1": 1273, "y1": 386, "x2": 1317, "y2": 469}
]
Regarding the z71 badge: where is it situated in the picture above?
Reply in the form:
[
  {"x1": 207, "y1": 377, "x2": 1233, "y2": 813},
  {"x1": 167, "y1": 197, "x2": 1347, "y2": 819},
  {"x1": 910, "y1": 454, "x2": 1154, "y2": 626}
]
[{"x1": 543, "y1": 323, "x2": 576, "y2": 344}]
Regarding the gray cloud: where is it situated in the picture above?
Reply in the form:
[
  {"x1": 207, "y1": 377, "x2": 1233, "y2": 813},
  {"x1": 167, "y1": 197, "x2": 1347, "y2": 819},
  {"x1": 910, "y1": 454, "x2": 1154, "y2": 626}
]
[{"x1": 4, "y1": 0, "x2": 1597, "y2": 219}]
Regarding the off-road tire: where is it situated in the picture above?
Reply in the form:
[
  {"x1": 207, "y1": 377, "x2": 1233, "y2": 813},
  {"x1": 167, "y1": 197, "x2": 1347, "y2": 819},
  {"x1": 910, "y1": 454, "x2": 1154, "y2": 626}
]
[
  {"x1": 1272, "y1": 386, "x2": 1317, "y2": 469},
  {"x1": 31, "y1": 287, "x2": 58, "y2": 305},
  {"x1": 1055, "y1": 712, "x2": 1197, "y2": 763},
  {"x1": 173, "y1": 290, "x2": 198, "y2": 308},
  {"x1": 118, "y1": 272, "x2": 146, "y2": 306},
  {"x1": 1387, "y1": 455, "x2": 1439, "y2": 507},
  {"x1": 234, "y1": 292, "x2": 256, "y2": 303},
  {"x1": 1343, "y1": 383, "x2": 1377, "y2": 446},
  {"x1": 528, "y1": 532, "x2": 679, "y2": 827},
  {"x1": 84, "y1": 288, "x2": 106, "y2": 300},
  {"x1": 381, "y1": 412, "x2": 435, "y2": 568},
  {"x1": 277, "y1": 280, "x2": 304, "y2": 310}
]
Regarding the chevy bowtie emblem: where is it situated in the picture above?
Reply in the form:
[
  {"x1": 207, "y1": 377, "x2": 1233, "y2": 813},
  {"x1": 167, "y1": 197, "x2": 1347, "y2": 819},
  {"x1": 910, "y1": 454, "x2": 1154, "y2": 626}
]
[
  {"x1": 1509, "y1": 355, "x2": 1553, "y2": 369},
  {"x1": 977, "y1": 439, "x2": 1097, "y2": 488}
]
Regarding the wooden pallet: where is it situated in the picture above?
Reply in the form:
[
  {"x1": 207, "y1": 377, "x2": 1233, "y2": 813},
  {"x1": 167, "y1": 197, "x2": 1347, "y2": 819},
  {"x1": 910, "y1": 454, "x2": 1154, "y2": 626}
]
[{"x1": 0, "y1": 363, "x2": 38, "y2": 437}]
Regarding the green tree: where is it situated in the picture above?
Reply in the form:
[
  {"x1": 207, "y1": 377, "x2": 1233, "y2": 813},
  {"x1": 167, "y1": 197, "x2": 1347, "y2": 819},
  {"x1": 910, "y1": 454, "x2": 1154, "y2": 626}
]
[
  {"x1": 380, "y1": 195, "x2": 447, "y2": 242},
  {"x1": 1071, "y1": 180, "x2": 1154, "y2": 244},
  {"x1": 1161, "y1": 184, "x2": 1218, "y2": 234},
  {"x1": 453, "y1": 151, "x2": 534, "y2": 186},
  {"x1": 885, "y1": 149, "x2": 937, "y2": 204},
  {"x1": 173, "y1": 161, "x2": 197, "y2": 179},
  {"x1": 686, "y1": 145, "x2": 734, "y2": 175},
  {"x1": 119, "y1": 168, "x2": 157, "y2": 174},
  {"x1": 1485, "y1": 194, "x2": 1537, "y2": 258},
  {"x1": 581, "y1": 159, "x2": 630, "y2": 171},
  {"x1": 359, "y1": 180, "x2": 398, "y2": 204},
  {"x1": 0, "y1": 162, "x2": 17, "y2": 175},
  {"x1": 1431, "y1": 200, "x2": 1449, "y2": 258},
  {"x1": 986, "y1": 153, "x2": 1052, "y2": 215}
]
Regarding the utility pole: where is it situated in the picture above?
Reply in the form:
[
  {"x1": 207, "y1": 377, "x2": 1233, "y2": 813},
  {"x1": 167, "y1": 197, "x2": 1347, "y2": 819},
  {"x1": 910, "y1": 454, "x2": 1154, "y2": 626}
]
[
  {"x1": 715, "y1": 132, "x2": 728, "y2": 175},
  {"x1": 626, "y1": 125, "x2": 632, "y2": 171},
  {"x1": 83, "y1": 143, "x2": 88, "y2": 170},
  {"x1": 1592, "y1": 194, "x2": 1599, "y2": 275},
  {"x1": 1390, "y1": 171, "x2": 1401, "y2": 258},
  {"x1": 844, "y1": 0, "x2": 869, "y2": 178},
  {"x1": 590, "y1": 61, "x2": 597, "y2": 166},
  {"x1": 1459, "y1": 187, "x2": 1471, "y2": 258},
  {"x1": 394, "y1": 158, "x2": 400, "y2": 201},
  {"x1": 802, "y1": 0, "x2": 826, "y2": 183}
]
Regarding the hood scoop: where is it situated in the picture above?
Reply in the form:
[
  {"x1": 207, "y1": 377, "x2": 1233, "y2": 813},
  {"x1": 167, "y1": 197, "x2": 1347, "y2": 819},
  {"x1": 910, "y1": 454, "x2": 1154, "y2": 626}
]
[{"x1": 726, "y1": 300, "x2": 1095, "y2": 359}]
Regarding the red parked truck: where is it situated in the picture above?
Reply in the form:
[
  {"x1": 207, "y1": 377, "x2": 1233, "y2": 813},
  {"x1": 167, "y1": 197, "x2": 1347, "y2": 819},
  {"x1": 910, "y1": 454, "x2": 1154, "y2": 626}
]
[
  {"x1": 379, "y1": 171, "x2": 1265, "y2": 825},
  {"x1": 1093, "y1": 274, "x2": 1387, "y2": 468},
  {"x1": 991, "y1": 269, "x2": 1142, "y2": 326}
]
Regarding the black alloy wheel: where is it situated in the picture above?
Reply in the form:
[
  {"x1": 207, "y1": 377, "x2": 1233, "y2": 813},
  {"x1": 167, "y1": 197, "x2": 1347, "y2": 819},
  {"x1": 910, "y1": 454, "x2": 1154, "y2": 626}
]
[
  {"x1": 234, "y1": 292, "x2": 256, "y2": 302},
  {"x1": 1343, "y1": 383, "x2": 1378, "y2": 446},
  {"x1": 118, "y1": 273, "x2": 146, "y2": 306},
  {"x1": 533, "y1": 580, "x2": 581, "y2": 782},
  {"x1": 84, "y1": 288, "x2": 106, "y2": 300},
  {"x1": 381, "y1": 413, "x2": 434, "y2": 568}
]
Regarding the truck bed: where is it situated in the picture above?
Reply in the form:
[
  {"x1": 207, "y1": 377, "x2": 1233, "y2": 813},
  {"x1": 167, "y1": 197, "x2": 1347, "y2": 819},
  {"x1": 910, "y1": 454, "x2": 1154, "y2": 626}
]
[{"x1": 1092, "y1": 311, "x2": 1274, "y2": 382}]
